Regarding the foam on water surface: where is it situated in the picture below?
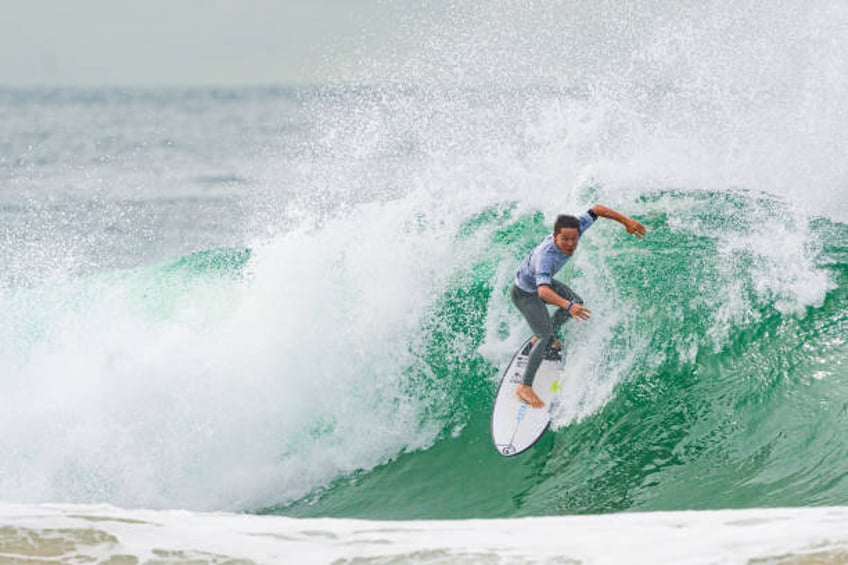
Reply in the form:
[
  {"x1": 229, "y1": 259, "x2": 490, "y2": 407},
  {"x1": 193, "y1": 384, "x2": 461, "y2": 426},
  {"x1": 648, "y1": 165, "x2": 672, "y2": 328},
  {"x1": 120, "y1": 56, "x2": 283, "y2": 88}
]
[{"x1": 2, "y1": 503, "x2": 848, "y2": 564}]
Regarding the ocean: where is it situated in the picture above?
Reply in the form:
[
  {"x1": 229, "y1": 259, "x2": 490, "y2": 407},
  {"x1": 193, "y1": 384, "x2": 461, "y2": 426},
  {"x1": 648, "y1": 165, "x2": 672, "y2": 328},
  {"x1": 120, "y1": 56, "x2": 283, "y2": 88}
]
[{"x1": 2, "y1": 2, "x2": 847, "y2": 563}]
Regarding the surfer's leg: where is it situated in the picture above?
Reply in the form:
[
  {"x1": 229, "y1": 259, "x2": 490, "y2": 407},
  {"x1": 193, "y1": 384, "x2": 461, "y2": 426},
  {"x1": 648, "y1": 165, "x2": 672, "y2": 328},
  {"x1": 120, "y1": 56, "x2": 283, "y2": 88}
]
[
  {"x1": 524, "y1": 334, "x2": 554, "y2": 383},
  {"x1": 510, "y1": 285, "x2": 554, "y2": 389},
  {"x1": 549, "y1": 280, "x2": 583, "y2": 334}
]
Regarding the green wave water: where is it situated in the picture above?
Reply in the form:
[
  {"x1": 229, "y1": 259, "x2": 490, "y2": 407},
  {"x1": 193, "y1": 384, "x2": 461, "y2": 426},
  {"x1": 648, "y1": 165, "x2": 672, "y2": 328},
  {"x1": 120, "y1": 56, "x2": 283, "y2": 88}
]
[
  {"x1": 271, "y1": 190, "x2": 847, "y2": 519},
  {"x1": 2, "y1": 189, "x2": 844, "y2": 517}
]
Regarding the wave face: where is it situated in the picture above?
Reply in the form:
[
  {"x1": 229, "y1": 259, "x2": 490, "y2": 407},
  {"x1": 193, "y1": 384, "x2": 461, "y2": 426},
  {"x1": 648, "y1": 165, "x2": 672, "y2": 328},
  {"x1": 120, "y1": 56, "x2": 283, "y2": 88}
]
[
  {"x1": 1, "y1": 2, "x2": 847, "y2": 517},
  {"x1": 272, "y1": 190, "x2": 847, "y2": 518}
]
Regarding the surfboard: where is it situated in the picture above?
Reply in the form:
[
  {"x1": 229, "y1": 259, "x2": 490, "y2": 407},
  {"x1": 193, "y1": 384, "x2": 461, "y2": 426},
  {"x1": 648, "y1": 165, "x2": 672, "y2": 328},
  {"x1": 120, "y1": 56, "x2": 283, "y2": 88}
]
[{"x1": 491, "y1": 337, "x2": 565, "y2": 457}]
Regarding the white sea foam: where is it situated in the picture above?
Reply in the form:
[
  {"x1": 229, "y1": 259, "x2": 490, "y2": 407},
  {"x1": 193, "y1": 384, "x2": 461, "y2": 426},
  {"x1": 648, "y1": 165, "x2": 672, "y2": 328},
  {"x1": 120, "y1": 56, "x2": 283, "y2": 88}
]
[{"x1": 1, "y1": 503, "x2": 847, "y2": 564}]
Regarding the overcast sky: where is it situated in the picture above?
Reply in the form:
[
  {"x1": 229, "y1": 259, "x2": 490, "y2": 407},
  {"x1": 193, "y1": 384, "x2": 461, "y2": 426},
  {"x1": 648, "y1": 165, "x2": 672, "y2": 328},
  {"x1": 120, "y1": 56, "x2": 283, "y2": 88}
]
[{"x1": 0, "y1": 0, "x2": 419, "y2": 86}]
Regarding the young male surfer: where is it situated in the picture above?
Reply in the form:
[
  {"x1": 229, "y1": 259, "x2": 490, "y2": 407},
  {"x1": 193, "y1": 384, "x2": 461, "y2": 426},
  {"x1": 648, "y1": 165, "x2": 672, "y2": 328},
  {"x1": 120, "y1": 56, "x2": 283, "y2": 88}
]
[{"x1": 512, "y1": 204, "x2": 646, "y2": 408}]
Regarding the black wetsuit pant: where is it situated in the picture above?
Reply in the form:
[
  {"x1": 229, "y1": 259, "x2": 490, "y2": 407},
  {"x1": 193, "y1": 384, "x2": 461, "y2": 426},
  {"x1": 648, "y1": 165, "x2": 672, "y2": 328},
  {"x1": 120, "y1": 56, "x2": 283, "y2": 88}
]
[{"x1": 510, "y1": 281, "x2": 583, "y2": 386}]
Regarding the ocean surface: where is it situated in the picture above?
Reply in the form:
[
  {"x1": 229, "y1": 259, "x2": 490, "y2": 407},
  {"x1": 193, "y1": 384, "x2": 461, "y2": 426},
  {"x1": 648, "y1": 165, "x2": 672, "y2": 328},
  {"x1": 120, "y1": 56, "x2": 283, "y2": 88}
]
[{"x1": 2, "y1": 2, "x2": 848, "y2": 562}]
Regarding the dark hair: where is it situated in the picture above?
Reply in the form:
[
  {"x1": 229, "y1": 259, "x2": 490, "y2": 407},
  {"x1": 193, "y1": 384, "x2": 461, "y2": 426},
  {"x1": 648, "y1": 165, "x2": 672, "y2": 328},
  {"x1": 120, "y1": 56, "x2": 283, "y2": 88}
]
[{"x1": 554, "y1": 214, "x2": 580, "y2": 233}]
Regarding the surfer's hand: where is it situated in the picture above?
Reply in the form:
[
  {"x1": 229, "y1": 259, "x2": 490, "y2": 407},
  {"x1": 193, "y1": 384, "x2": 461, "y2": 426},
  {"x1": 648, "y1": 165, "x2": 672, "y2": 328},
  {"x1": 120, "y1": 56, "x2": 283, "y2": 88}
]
[
  {"x1": 569, "y1": 303, "x2": 591, "y2": 321},
  {"x1": 624, "y1": 218, "x2": 647, "y2": 239}
]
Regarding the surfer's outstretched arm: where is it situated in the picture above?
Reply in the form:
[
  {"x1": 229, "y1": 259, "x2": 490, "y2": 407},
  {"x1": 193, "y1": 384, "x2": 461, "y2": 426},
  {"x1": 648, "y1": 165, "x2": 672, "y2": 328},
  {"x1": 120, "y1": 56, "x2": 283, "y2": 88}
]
[{"x1": 591, "y1": 204, "x2": 647, "y2": 238}]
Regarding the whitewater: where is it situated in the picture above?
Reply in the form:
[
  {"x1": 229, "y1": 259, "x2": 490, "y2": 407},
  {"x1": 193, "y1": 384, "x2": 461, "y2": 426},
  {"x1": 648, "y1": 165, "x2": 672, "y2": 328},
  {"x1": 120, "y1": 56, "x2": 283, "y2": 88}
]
[{"x1": 2, "y1": 1, "x2": 847, "y2": 563}]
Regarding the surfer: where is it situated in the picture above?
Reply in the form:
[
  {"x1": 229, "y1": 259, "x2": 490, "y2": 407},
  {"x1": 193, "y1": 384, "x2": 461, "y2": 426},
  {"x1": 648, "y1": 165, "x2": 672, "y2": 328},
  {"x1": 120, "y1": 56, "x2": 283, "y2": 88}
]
[{"x1": 512, "y1": 204, "x2": 646, "y2": 407}]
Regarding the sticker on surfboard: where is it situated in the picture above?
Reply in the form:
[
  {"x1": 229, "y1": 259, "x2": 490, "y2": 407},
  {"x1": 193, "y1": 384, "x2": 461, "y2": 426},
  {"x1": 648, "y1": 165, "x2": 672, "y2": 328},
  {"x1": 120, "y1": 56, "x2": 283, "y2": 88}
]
[{"x1": 491, "y1": 337, "x2": 564, "y2": 456}]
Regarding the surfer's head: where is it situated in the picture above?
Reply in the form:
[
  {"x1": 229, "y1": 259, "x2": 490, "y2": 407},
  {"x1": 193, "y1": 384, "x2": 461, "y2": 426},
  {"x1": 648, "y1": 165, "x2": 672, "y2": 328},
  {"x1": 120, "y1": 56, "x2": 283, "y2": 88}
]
[{"x1": 553, "y1": 215, "x2": 580, "y2": 255}]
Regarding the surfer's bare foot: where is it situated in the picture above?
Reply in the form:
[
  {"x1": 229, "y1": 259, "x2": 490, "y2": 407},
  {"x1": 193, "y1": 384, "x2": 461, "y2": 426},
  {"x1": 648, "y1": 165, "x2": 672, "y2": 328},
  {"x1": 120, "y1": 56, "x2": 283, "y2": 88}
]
[{"x1": 517, "y1": 385, "x2": 545, "y2": 408}]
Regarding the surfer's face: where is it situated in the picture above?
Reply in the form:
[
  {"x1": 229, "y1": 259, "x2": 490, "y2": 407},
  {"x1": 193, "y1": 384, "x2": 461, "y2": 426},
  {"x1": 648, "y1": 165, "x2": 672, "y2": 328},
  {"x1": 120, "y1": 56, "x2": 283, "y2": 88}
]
[{"x1": 554, "y1": 227, "x2": 580, "y2": 255}]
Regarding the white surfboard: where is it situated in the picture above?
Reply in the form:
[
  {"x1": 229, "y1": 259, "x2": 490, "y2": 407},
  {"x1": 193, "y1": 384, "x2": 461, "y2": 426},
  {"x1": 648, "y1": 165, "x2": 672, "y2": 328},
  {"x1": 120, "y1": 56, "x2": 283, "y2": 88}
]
[{"x1": 492, "y1": 337, "x2": 565, "y2": 457}]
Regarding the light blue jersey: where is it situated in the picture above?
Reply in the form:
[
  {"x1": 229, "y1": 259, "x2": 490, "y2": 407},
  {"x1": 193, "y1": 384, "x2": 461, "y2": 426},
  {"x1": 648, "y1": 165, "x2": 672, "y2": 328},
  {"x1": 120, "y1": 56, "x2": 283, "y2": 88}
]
[{"x1": 514, "y1": 211, "x2": 596, "y2": 293}]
